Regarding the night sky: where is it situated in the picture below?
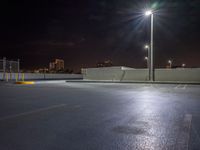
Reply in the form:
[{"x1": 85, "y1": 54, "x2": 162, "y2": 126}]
[{"x1": 1, "y1": 0, "x2": 200, "y2": 72}]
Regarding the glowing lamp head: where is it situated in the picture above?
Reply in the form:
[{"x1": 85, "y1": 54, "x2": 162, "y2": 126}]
[
  {"x1": 168, "y1": 60, "x2": 172, "y2": 64},
  {"x1": 145, "y1": 57, "x2": 148, "y2": 60},
  {"x1": 145, "y1": 45, "x2": 149, "y2": 49},
  {"x1": 182, "y1": 63, "x2": 186, "y2": 67},
  {"x1": 145, "y1": 10, "x2": 152, "y2": 16}
]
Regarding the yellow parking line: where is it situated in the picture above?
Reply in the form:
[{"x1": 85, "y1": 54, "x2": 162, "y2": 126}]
[{"x1": 15, "y1": 81, "x2": 35, "y2": 85}]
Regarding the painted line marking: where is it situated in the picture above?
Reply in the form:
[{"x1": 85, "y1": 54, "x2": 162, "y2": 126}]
[
  {"x1": 175, "y1": 84, "x2": 181, "y2": 89},
  {"x1": 0, "y1": 104, "x2": 67, "y2": 121},
  {"x1": 183, "y1": 84, "x2": 187, "y2": 89},
  {"x1": 143, "y1": 84, "x2": 153, "y2": 88},
  {"x1": 176, "y1": 114, "x2": 192, "y2": 150},
  {"x1": 175, "y1": 84, "x2": 187, "y2": 89}
]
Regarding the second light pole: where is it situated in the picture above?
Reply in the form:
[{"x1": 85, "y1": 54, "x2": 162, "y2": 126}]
[
  {"x1": 145, "y1": 45, "x2": 150, "y2": 80},
  {"x1": 145, "y1": 10, "x2": 154, "y2": 81}
]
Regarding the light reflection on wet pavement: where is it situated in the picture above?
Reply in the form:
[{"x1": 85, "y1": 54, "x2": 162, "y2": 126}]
[{"x1": 0, "y1": 83, "x2": 199, "y2": 150}]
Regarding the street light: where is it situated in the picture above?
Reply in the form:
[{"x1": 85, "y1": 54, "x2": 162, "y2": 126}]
[
  {"x1": 168, "y1": 60, "x2": 172, "y2": 68},
  {"x1": 144, "y1": 44, "x2": 150, "y2": 80},
  {"x1": 145, "y1": 45, "x2": 149, "y2": 49},
  {"x1": 182, "y1": 63, "x2": 186, "y2": 68},
  {"x1": 145, "y1": 10, "x2": 152, "y2": 16},
  {"x1": 145, "y1": 10, "x2": 154, "y2": 81}
]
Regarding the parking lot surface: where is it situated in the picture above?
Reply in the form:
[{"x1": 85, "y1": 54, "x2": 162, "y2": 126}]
[{"x1": 0, "y1": 82, "x2": 200, "y2": 150}]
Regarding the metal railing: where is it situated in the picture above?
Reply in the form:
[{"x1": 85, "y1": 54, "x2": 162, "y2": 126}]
[{"x1": 0, "y1": 57, "x2": 20, "y2": 81}]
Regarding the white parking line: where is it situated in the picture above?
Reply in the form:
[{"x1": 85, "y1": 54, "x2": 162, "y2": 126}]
[
  {"x1": 143, "y1": 84, "x2": 154, "y2": 88},
  {"x1": 183, "y1": 84, "x2": 187, "y2": 89},
  {"x1": 0, "y1": 104, "x2": 67, "y2": 121},
  {"x1": 175, "y1": 84, "x2": 187, "y2": 90},
  {"x1": 176, "y1": 114, "x2": 192, "y2": 150},
  {"x1": 175, "y1": 84, "x2": 181, "y2": 89}
]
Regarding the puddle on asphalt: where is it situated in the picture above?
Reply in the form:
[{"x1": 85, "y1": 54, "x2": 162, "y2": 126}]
[
  {"x1": 112, "y1": 125, "x2": 146, "y2": 135},
  {"x1": 112, "y1": 121, "x2": 150, "y2": 135}
]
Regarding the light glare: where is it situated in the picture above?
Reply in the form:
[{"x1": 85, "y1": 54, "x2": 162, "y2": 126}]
[
  {"x1": 145, "y1": 45, "x2": 149, "y2": 49},
  {"x1": 145, "y1": 10, "x2": 152, "y2": 16},
  {"x1": 182, "y1": 63, "x2": 186, "y2": 67}
]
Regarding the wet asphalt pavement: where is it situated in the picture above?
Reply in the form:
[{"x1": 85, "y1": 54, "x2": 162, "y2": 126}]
[{"x1": 0, "y1": 82, "x2": 200, "y2": 150}]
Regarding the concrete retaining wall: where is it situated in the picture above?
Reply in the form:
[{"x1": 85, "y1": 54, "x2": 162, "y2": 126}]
[
  {"x1": 122, "y1": 69, "x2": 149, "y2": 81},
  {"x1": 155, "y1": 68, "x2": 200, "y2": 82},
  {"x1": 0, "y1": 72, "x2": 3, "y2": 80},
  {"x1": 0, "y1": 73, "x2": 82, "y2": 81},
  {"x1": 82, "y1": 67, "x2": 200, "y2": 83},
  {"x1": 82, "y1": 67, "x2": 124, "y2": 81}
]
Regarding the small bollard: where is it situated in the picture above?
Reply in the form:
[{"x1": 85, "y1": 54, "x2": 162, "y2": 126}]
[
  {"x1": 22, "y1": 73, "x2": 25, "y2": 81},
  {"x1": 10, "y1": 72, "x2": 12, "y2": 80},
  {"x1": 6, "y1": 73, "x2": 9, "y2": 82},
  {"x1": 15, "y1": 73, "x2": 18, "y2": 82}
]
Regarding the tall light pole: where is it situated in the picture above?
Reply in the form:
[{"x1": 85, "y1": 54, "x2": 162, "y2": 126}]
[
  {"x1": 145, "y1": 10, "x2": 154, "y2": 81},
  {"x1": 144, "y1": 56, "x2": 148, "y2": 68},
  {"x1": 168, "y1": 60, "x2": 172, "y2": 68},
  {"x1": 144, "y1": 45, "x2": 150, "y2": 80}
]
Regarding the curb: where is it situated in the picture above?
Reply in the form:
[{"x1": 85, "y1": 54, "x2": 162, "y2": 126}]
[{"x1": 66, "y1": 80, "x2": 200, "y2": 85}]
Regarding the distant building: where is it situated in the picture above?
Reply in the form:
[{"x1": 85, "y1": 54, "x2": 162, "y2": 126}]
[
  {"x1": 97, "y1": 60, "x2": 113, "y2": 68},
  {"x1": 49, "y1": 62, "x2": 55, "y2": 71},
  {"x1": 34, "y1": 68, "x2": 48, "y2": 73},
  {"x1": 49, "y1": 59, "x2": 64, "y2": 72},
  {"x1": 55, "y1": 59, "x2": 64, "y2": 71}
]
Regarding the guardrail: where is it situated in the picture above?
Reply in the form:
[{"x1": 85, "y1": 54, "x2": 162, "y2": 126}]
[{"x1": 0, "y1": 57, "x2": 20, "y2": 81}]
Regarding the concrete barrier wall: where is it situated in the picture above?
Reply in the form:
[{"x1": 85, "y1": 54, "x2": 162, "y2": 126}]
[
  {"x1": 21, "y1": 73, "x2": 44, "y2": 80},
  {"x1": 83, "y1": 67, "x2": 200, "y2": 83},
  {"x1": 0, "y1": 72, "x2": 3, "y2": 80},
  {"x1": 122, "y1": 69, "x2": 149, "y2": 81},
  {"x1": 44, "y1": 73, "x2": 82, "y2": 79},
  {"x1": 83, "y1": 67, "x2": 124, "y2": 81},
  {"x1": 0, "y1": 72, "x2": 82, "y2": 81},
  {"x1": 155, "y1": 68, "x2": 200, "y2": 82},
  {"x1": 83, "y1": 67, "x2": 149, "y2": 81}
]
